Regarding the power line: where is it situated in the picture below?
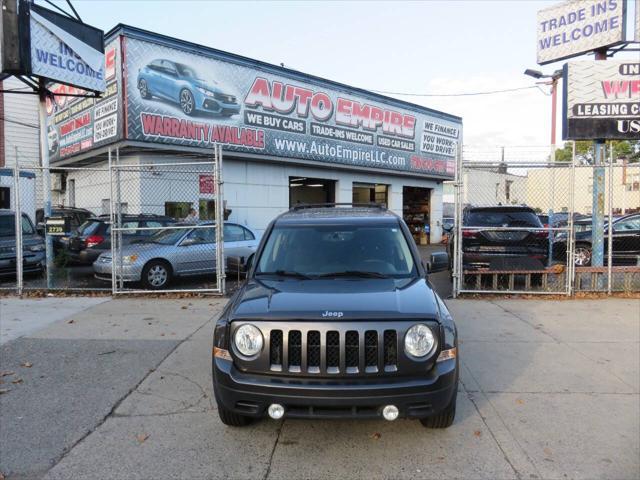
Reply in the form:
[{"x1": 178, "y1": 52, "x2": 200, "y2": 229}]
[
  {"x1": 370, "y1": 85, "x2": 549, "y2": 97},
  {"x1": 0, "y1": 116, "x2": 40, "y2": 130}
]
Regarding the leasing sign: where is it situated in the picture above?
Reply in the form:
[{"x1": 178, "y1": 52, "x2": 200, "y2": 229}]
[
  {"x1": 124, "y1": 35, "x2": 460, "y2": 178},
  {"x1": 563, "y1": 60, "x2": 640, "y2": 139},
  {"x1": 537, "y1": 0, "x2": 626, "y2": 65}
]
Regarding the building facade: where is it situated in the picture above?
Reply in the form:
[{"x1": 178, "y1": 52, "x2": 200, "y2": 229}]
[{"x1": 38, "y1": 25, "x2": 463, "y2": 243}]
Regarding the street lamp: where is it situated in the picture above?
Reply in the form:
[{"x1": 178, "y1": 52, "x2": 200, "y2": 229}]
[
  {"x1": 524, "y1": 68, "x2": 563, "y2": 267},
  {"x1": 524, "y1": 68, "x2": 563, "y2": 148}
]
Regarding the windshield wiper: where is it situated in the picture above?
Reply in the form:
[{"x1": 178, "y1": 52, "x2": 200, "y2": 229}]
[
  {"x1": 256, "y1": 270, "x2": 313, "y2": 279},
  {"x1": 317, "y1": 270, "x2": 390, "y2": 279}
]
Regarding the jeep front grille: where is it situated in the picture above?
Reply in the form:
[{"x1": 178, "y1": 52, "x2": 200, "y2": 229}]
[{"x1": 266, "y1": 327, "x2": 400, "y2": 375}]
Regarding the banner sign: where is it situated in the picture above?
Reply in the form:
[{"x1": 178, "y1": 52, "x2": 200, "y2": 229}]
[
  {"x1": 199, "y1": 174, "x2": 215, "y2": 194},
  {"x1": 124, "y1": 36, "x2": 460, "y2": 178},
  {"x1": 563, "y1": 60, "x2": 640, "y2": 140},
  {"x1": 537, "y1": 0, "x2": 627, "y2": 65},
  {"x1": 46, "y1": 39, "x2": 122, "y2": 162},
  {"x1": 26, "y1": 4, "x2": 105, "y2": 92}
]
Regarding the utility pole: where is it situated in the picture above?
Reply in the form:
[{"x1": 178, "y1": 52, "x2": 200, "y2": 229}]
[
  {"x1": 37, "y1": 78, "x2": 53, "y2": 288},
  {"x1": 591, "y1": 49, "x2": 607, "y2": 274}
]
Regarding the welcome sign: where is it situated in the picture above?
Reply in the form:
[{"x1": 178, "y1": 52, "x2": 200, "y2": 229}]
[
  {"x1": 26, "y1": 4, "x2": 105, "y2": 92},
  {"x1": 537, "y1": 0, "x2": 627, "y2": 65}
]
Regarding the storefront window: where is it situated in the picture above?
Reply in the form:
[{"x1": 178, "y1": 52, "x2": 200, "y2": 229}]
[
  {"x1": 403, "y1": 186, "x2": 431, "y2": 245},
  {"x1": 199, "y1": 199, "x2": 216, "y2": 220},
  {"x1": 289, "y1": 177, "x2": 335, "y2": 207},
  {"x1": 165, "y1": 201, "x2": 192, "y2": 220},
  {"x1": 352, "y1": 183, "x2": 388, "y2": 206}
]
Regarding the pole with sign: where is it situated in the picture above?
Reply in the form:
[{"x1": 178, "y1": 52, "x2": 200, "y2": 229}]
[{"x1": 37, "y1": 80, "x2": 54, "y2": 288}]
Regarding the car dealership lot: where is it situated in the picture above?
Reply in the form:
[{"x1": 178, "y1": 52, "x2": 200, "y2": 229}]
[{"x1": 0, "y1": 296, "x2": 638, "y2": 480}]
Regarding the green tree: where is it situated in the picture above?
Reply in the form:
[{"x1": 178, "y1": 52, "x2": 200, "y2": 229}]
[{"x1": 554, "y1": 140, "x2": 639, "y2": 163}]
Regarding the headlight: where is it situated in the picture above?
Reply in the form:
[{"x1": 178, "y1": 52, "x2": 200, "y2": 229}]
[
  {"x1": 404, "y1": 324, "x2": 435, "y2": 358},
  {"x1": 196, "y1": 87, "x2": 215, "y2": 97},
  {"x1": 28, "y1": 244, "x2": 45, "y2": 252},
  {"x1": 122, "y1": 254, "x2": 139, "y2": 264},
  {"x1": 234, "y1": 324, "x2": 263, "y2": 357}
]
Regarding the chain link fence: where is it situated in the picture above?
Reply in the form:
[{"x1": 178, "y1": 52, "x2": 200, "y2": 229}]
[
  {"x1": 109, "y1": 146, "x2": 225, "y2": 294},
  {"x1": 3, "y1": 145, "x2": 227, "y2": 295},
  {"x1": 453, "y1": 145, "x2": 640, "y2": 296}
]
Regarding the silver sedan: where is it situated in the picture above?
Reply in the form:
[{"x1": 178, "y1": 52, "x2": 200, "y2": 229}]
[{"x1": 93, "y1": 222, "x2": 260, "y2": 289}]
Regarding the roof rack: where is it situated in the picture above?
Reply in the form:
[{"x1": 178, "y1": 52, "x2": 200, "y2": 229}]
[{"x1": 290, "y1": 202, "x2": 387, "y2": 211}]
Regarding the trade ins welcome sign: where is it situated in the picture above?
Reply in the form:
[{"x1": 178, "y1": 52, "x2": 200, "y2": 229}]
[{"x1": 537, "y1": 0, "x2": 626, "y2": 65}]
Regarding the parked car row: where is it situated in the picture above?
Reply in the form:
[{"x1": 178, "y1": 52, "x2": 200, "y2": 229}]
[
  {"x1": 93, "y1": 221, "x2": 259, "y2": 289},
  {"x1": 1, "y1": 207, "x2": 261, "y2": 288},
  {"x1": 446, "y1": 205, "x2": 640, "y2": 270}
]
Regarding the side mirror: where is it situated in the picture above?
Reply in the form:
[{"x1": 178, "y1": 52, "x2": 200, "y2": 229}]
[
  {"x1": 427, "y1": 251, "x2": 449, "y2": 273},
  {"x1": 245, "y1": 254, "x2": 254, "y2": 271},
  {"x1": 180, "y1": 238, "x2": 197, "y2": 247}
]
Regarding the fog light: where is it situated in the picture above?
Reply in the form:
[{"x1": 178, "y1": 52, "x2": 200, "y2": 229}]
[
  {"x1": 382, "y1": 405, "x2": 399, "y2": 421},
  {"x1": 268, "y1": 403, "x2": 285, "y2": 420}
]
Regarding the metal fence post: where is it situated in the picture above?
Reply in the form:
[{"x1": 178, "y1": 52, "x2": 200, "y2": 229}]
[
  {"x1": 13, "y1": 148, "x2": 23, "y2": 295},
  {"x1": 568, "y1": 141, "x2": 576, "y2": 295},
  {"x1": 115, "y1": 147, "x2": 123, "y2": 291},
  {"x1": 452, "y1": 143, "x2": 462, "y2": 298},
  {"x1": 607, "y1": 143, "x2": 613, "y2": 295},
  {"x1": 215, "y1": 144, "x2": 226, "y2": 295},
  {"x1": 108, "y1": 148, "x2": 116, "y2": 295}
]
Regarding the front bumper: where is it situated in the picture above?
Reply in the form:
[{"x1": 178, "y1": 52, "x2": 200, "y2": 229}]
[
  {"x1": 0, "y1": 252, "x2": 45, "y2": 276},
  {"x1": 93, "y1": 259, "x2": 141, "y2": 282},
  {"x1": 462, "y1": 251, "x2": 548, "y2": 270},
  {"x1": 201, "y1": 97, "x2": 241, "y2": 115},
  {"x1": 213, "y1": 356, "x2": 458, "y2": 420}
]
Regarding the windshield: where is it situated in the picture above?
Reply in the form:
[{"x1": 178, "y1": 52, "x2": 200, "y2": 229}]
[
  {"x1": 466, "y1": 210, "x2": 542, "y2": 228},
  {"x1": 176, "y1": 63, "x2": 205, "y2": 81},
  {"x1": 77, "y1": 220, "x2": 100, "y2": 235},
  {"x1": 147, "y1": 228, "x2": 186, "y2": 245},
  {"x1": 0, "y1": 215, "x2": 35, "y2": 237},
  {"x1": 256, "y1": 224, "x2": 417, "y2": 278}
]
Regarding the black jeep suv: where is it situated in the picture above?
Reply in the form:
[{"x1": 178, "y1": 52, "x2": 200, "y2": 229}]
[{"x1": 212, "y1": 205, "x2": 458, "y2": 428}]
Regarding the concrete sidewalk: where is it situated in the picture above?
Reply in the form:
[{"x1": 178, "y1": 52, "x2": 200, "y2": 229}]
[
  {"x1": 0, "y1": 296, "x2": 638, "y2": 480},
  {"x1": 0, "y1": 296, "x2": 110, "y2": 345}
]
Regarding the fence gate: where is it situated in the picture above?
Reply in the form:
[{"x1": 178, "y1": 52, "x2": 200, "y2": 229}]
[{"x1": 109, "y1": 145, "x2": 225, "y2": 295}]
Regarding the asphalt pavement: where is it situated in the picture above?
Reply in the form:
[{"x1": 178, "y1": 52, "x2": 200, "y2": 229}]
[{"x1": 0, "y1": 295, "x2": 637, "y2": 479}]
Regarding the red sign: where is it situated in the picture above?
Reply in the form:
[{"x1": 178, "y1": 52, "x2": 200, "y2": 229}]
[{"x1": 199, "y1": 175, "x2": 215, "y2": 194}]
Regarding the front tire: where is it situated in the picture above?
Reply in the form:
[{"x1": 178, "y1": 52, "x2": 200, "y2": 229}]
[
  {"x1": 139, "y1": 79, "x2": 151, "y2": 99},
  {"x1": 215, "y1": 395, "x2": 253, "y2": 426},
  {"x1": 420, "y1": 386, "x2": 457, "y2": 428},
  {"x1": 141, "y1": 260, "x2": 172, "y2": 290},
  {"x1": 180, "y1": 89, "x2": 195, "y2": 116}
]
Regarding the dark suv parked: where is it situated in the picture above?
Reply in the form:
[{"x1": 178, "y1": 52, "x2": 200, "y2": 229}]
[
  {"x1": 0, "y1": 210, "x2": 45, "y2": 277},
  {"x1": 63, "y1": 214, "x2": 175, "y2": 265},
  {"x1": 449, "y1": 205, "x2": 549, "y2": 271},
  {"x1": 212, "y1": 205, "x2": 458, "y2": 428}
]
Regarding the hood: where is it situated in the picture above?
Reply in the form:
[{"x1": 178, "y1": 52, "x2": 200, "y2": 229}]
[
  {"x1": 107, "y1": 242, "x2": 175, "y2": 257},
  {"x1": 231, "y1": 277, "x2": 440, "y2": 321},
  {"x1": 192, "y1": 79, "x2": 222, "y2": 93},
  {"x1": 0, "y1": 234, "x2": 42, "y2": 248}
]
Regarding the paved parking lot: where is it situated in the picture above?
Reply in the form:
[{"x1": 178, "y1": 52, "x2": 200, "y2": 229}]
[{"x1": 0, "y1": 296, "x2": 638, "y2": 480}]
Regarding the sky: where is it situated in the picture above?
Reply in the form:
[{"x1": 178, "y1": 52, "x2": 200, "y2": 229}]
[{"x1": 51, "y1": 0, "x2": 639, "y2": 153}]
